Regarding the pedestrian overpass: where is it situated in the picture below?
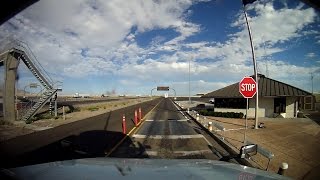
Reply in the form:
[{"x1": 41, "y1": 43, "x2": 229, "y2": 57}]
[{"x1": 0, "y1": 39, "x2": 61, "y2": 122}]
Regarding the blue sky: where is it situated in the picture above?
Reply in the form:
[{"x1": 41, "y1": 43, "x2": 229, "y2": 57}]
[{"x1": 0, "y1": 0, "x2": 319, "y2": 96}]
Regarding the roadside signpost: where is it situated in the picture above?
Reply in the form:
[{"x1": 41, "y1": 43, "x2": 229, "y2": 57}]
[
  {"x1": 151, "y1": 86, "x2": 177, "y2": 100},
  {"x1": 239, "y1": 77, "x2": 257, "y2": 143},
  {"x1": 157, "y1": 86, "x2": 169, "y2": 91},
  {"x1": 242, "y1": 0, "x2": 259, "y2": 129}
]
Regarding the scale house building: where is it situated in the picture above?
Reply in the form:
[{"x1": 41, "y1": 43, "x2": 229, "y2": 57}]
[{"x1": 202, "y1": 74, "x2": 313, "y2": 118}]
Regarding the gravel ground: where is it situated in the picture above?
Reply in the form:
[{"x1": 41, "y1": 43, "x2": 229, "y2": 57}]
[
  {"x1": 176, "y1": 100, "x2": 320, "y2": 179},
  {"x1": 185, "y1": 110, "x2": 320, "y2": 179}
]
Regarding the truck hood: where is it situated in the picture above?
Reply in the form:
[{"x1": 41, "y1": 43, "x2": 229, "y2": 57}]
[{"x1": 1, "y1": 158, "x2": 291, "y2": 180}]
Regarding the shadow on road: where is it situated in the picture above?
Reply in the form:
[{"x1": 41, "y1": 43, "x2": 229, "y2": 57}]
[
  {"x1": 1, "y1": 98, "x2": 162, "y2": 168},
  {"x1": 1, "y1": 130, "x2": 142, "y2": 168},
  {"x1": 305, "y1": 112, "x2": 320, "y2": 125},
  {"x1": 109, "y1": 139, "x2": 150, "y2": 159},
  {"x1": 104, "y1": 111, "x2": 112, "y2": 130}
]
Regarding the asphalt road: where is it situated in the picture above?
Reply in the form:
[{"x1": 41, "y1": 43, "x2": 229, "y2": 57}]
[
  {"x1": 0, "y1": 98, "x2": 161, "y2": 168},
  {"x1": 57, "y1": 97, "x2": 142, "y2": 106},
  {"x1": 111, "y1": 98, "x2": 230, "y2": 160},
  {"x1": 172, "y1": 97, "x2": 211, "y2": 103}
]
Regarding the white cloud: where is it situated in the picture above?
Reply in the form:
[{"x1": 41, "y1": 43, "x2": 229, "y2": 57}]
[
  {"x1": 63, "y1": 57, "x2": 116, "y2": 77},
  {"x1": 0, "y1": 0, "x2": 202, "y2": 78},
  {"x1": 170, "y1": 80, "x2": 231, "y2": 95},
  {"x1": 119, "y1": 79, "x2": 141, "y2": 86},
  {"x1": 0, "y1": 0, "x2": 319, "y2": 95},
  {"x1": 306, "y1": 52, "x2": 316, "y2": 58}
]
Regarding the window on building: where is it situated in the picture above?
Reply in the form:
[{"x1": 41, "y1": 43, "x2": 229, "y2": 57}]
[
  {"x1": 274, "y1": 97, "x2": 286, "y2": 113},
  {"x1": 215, "y1": 98, "x2": 246, "y2": 109}
]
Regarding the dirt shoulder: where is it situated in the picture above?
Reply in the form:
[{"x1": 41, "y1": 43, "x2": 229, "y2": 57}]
[
  {"x1": 0, "y1": 97, "x2": 154, "y2": 142},
  {"x1": 176, "y1": 100, "x2": 320, "y2": 179},
  {"x1": 195, "y1": 115, "x2": 320, "y2": 179}
]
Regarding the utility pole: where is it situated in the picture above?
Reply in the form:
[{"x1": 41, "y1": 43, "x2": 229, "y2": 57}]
[
  {"x1": 54, "y1": 93, "x2": 58, "y2": 117},
  {"x1": 189, "y1": 56, "x2": 191, "y2": 104},
  {"x1": 311, "y1": 72, "x2": 314, "y2": 94},
  {"x1": 242, "y1": 2, "x2": 259, "y2": 129},
  {"x1": 263, "y1": 40, "x2": 269, "y2": 77}
]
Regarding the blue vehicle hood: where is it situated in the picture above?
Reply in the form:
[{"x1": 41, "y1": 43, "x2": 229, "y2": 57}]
[{"x1": 3, "y1": 158, "x2": 291, "y2": 180}]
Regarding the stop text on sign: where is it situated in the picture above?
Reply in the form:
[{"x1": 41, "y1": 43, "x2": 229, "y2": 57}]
[
  {"x1": 240, "y1": 83, "x2": 255, "y2": 91},
  {"x1": 239, "y1": 77, "x2": 257, "y2": 98}
]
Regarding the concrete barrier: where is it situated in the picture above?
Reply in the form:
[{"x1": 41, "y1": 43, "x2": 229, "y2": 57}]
[
  {"x1": 213, "y1": 122, "x2": 225, "y2": 131},
  {"x1": 208, "y1": 122, "x2": 212, "y2": 131}
]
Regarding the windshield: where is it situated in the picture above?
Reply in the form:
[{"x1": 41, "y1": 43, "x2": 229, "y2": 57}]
[{"x1": 0, "y1": 0, "x2": 319, "y2": 179}]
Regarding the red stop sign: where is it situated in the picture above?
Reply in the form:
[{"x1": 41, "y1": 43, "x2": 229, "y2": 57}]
[{"x1": 239, "y1": 77, "x2": 257, "y2": 98}]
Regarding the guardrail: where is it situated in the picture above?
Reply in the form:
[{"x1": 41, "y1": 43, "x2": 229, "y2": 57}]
[{"x1": 245, "y1": 140, "x2": 274, "y2": 170}]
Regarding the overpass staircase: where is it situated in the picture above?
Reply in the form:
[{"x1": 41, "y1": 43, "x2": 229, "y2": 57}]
[{"x1": 0, "y1": 39, "x2": 61, "y2": 121}]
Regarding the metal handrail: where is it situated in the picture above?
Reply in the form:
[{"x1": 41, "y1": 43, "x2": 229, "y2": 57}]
[
  {"x1": 52, "y1": 81, "x2": 63, "y2": 90},
  {"x1": 14, "y1": 39, "x2": 54, "y2": 85},
  {"x1": 18, "y1": 88, "x2": 48, "y2": 118},
  {"x1": 19, "y1": 85, "x2": 60, "y2": 120},
  {"x1": 0, "y1": 38, "x2": 54, "y2": 86}
]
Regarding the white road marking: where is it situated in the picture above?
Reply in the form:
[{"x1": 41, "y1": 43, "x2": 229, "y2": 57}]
[
  {"x1": 173, "y1": 150, "x2": 212, "y2": 155},
  {"x1": 144, "y1": 150, "x2": 211, "y2": 156},
  {"x1": 133, "y1": 134, "x2": 204, "y2": 139},
  {"x1": 137, "y1": 100, "x2": 215, "y2": 157},
  {"x1": 145, "y1": 119, "x2": 188, "y2": 122},
  {"x1": 144, "y1": 151, "x2": 158, "y2": 156},
  {"x1": 213, "y1": 128, "x2": 245, "y2": 132},
  {"x1": 171, "y1": 100, "x2": 214, "y2": 148},
  {"x1": 201, "y1": 135, "x2": 213, "y2": 147},
  {"x1": 171, "y1": 99, "x2": 188, "y2": 118}
]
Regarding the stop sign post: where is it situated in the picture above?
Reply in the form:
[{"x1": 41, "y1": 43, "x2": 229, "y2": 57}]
[{"x1": 239, "y1": 77, "x2": 257, "y2": 144}]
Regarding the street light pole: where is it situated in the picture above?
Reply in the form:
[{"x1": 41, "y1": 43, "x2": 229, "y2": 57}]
[
  {"x1": 311, "y1": 72, "x2": 314, "y2": 94},
  {"x1": 243, "y1": 4, "x2": 259, "y2": 129},
  {"x1": 189, "y1": 56, "x2": 191, "y2": 104}
]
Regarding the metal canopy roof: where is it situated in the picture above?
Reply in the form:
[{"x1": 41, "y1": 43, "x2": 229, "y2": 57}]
[{"x1": 202, "y1": 74, "x2": 311, "y2": 98}]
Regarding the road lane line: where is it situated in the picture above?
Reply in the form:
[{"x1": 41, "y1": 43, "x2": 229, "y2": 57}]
[
  {"x1": 132, "y1": 134, "x2": 204, "y2": 139},
  {"x1": 144, "y1": 150, "x2": 212, "y2": 156},
  {"x1": 145, "y1": 119, "x2": 188, "y2": 122},
  {"x1": 105, "y1": 98, "x2": 163, "y2": 156},
  {"x1": 136, "y1": 98, "x2": 164, "y2": 126},
  {"x1": 144, "y1": 151, "x2": 158, "y2": 156},
  {"x1": 131, "y1": 99, "x2": 164, "y2": 134},
  {"x1": 173, "y1": 150, "x2": 212, "y2": 155},
  {"x1": 201, "y1": 135, "x2": 213, "y2": 147},
  {"x1": 127, "y1": 98, "x2": 164, "y2": 135},
  {"x1": 171, "y1": 99, "x2": 189, "y2": 120},
  {"x1": 213, "y1": 128, "x2": 245, "y2": 132}
]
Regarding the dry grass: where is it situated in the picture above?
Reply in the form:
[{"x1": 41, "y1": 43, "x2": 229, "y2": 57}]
[{"x1": 0, "y1": 120, "x2": 13, "y2": 126}]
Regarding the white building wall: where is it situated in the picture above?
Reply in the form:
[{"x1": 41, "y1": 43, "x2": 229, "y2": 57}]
[
  {"x1": 248, "y1": 97, "x2": 274, "y2": 118},
  {"x1": 214, "y1": 97, "x2": 273, "y2": 118},
  {"x1": 286, "y1": 97, "x2": 296, "y2": 118},
  {"x1": 215, "y1": 97, "x2": 296, "y2": 118},
  {"x1": 214, "y1": 108, "x2": 247, "y2": 114}
]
